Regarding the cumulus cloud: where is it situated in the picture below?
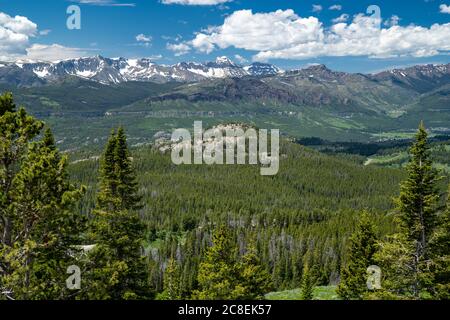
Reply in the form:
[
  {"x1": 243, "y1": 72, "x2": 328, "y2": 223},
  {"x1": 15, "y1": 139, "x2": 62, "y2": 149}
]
[
  {"x1": 0, "y1": 11, "x2": 90, "y2": 62},
  {"x1": 167, "y1": 42, "x2": 191, "y2": 56},
  {"x1": 0, "y1": 12, "x2": 37, "y2": 59},
  {"x1": 329, "y1": 5, "x2": 342, "y2": 11},
  {"x1": 191, "y1": 10, "x2": 323, "y2": 54},
  {"x1": 186, "y1": 9, "x2": 450, "y2": 61},
  {"x1": 384, "y1": 15, "x2": 400, "y2": 27},
  {"x1": 161, "y1": 0, "x2": 232, "y2": 5},
  {"x1": 440, "y1": 4, "x2": 450, "y2": 14}
]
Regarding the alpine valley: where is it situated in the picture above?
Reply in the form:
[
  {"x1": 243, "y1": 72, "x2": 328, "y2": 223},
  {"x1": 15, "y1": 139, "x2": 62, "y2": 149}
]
[{"x1": 0, "y1": 55, "x2": 449, "y2": 150}]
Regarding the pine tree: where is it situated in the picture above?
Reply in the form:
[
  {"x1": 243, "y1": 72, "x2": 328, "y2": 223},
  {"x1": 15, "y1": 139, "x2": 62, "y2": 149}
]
[
  {"x1": 8, "y1": 129, "x2": 86, "y2": 299},
  {"x1": 83, "y1": 209, "x2": 149, "y2": 299},
  {"x1": 96, "y1": 130, "x2": 119, "y2": 211},
  {"x1": 114, "y1": 127, "x2": 141, "y2": 211},
  {"x1": 430, "y1": 184, "x2": 450, "y2": 299},
  {"x1": 0, "y1": 93, "x2": 85, "y2": 300},
  {"x1": 193, "y1": 226, "x2": 241, "y2": 300},
  {"x1": 337, "y1": 211, "x2": 377, "y2": 300},
  {"x1": 84, "y1": 128, "x2": 150, "y2": 300},
  {"x1": 237, "y1": 240, "x2": 273, "y2": 299},
  {"x1": 396, "y1": 122, "x2": 440, "y2": 249},
  {"x1": 96, "y1": 127, "x2": 141, "y2": 212},
  {"x1": 300, "y1": 264, "x2": 314, "y2": 300},
  {"x1": 0, "y1": 93, "x2": 43, "y2": 249},
  {"x1": 395, "y1": 122, "x2": 440, "y2": 298},
  {"x1": 0, "y1": 92, "x2": 15, "y2": 115},
  {"x1": 158, "y1": 258, "x2": 182, "y2": 300},
  {"x1": 375, "y1": 122, "x2": 442, "y2": 299}
]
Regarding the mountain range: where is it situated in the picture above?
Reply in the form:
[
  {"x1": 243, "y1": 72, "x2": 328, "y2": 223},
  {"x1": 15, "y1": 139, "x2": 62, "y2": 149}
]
[
  {"x1": 0, "y1": 55, "x2": 449, "y2": 148},
  {"x1": 0, "y1": 55, "x2": 282, "y2": 86}
]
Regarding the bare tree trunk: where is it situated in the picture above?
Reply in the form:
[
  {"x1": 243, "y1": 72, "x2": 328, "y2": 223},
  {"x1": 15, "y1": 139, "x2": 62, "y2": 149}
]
[{"x1": 2, "y1": 217, "x2": 12, "y2": 246}]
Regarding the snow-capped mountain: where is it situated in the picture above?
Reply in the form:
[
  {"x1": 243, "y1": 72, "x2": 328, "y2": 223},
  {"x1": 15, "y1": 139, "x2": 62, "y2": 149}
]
[
  {"x1": 0, "y1": 55, "x2": 282, "y2": 86},
  {"x1": 243, "y1": 62, "x2": 282, "y2": 76}
]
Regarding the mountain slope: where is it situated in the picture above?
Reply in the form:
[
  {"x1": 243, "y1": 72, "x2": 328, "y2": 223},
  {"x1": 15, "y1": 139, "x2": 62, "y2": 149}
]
[
  {"x1": 6, "y1": 77, "x2": 181, "y2": 113},
  {"x1": 371, "y1": 64, "x2": 450, "y2": 93},
  {"x1": 127, "y1": 64, "x2": 417, "y2": 115}
]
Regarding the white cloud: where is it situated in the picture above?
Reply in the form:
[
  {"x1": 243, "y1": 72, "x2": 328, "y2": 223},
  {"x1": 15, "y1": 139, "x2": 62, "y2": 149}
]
[
  {"x1": 136, "y1": 33, "x2": 152, "y2": 42},
  {"x1": 332, "y1": 14, "x2": 349, "y2": 23},
  {"x1": 234, "y1": 54, "x2": 247, "y2": 64},
  {"x1": 188, "y1": 9, "x2": 450, "y2": 62},
  {"x1": 329, "y1": 5, "x2": 342, "y2": 11},
  {"x1": 21, "y1": 44, "x2": 91, "y2": 62},
  {"x1": 0, "y1": 11, "x2": 90, "y2": 62},
  {"x1": 167, "y1": 42, "x2": 191, "y2": 56},
  {"x1": 71, "y1": 0, "x2": 135, "y2": 7},
  {"x1": 39, "y1": 29, "x2": 51, "y2": 36},
  {"x1": 312, "y1": 4, "x2": 323, "y2": 13},
  {"x1": 146, "y1": 54, "x2": 163, "y2": 60},
  {"x1": 135, "y1": 34, "x2": 152, "y2": 47},
  {"x1": 384, "y1": 15, "x2": 400, "y2": 27},
  {"x1": 191, "y1": 10, "x2": 323, "y2": 54},
  {"x1": 0, "y1": 12, "x2": 37, "y2": 59},
  {"x1": 440, "y1": 4, "x2": 450, "y2": 14},
  {"x1": 161, "y1": 0, "x2": 232, "y2": 5},
  {"x1": 0, "y1": 12, "x2": 37, "y2": 36}
]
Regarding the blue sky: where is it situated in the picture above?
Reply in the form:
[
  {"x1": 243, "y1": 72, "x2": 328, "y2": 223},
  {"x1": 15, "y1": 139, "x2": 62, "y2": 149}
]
[{"x1": 0, "y1": 0, "x2": 449, "y2": 72}]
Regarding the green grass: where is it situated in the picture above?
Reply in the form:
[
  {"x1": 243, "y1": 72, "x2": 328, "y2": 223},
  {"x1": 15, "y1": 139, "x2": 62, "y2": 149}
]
[
  {"x1": 265, "y1": 286, "x2": 339, "y2": 300},
  {"x1": 365, "y1": 141, "x2": 450, "y2": 172}
]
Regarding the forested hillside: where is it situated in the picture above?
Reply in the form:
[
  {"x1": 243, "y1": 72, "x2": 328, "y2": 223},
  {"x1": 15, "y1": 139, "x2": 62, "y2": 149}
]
[
  {"x1": 1, "y1": 92, "x2": 449, "y2": 300},
  {"x1": 68, "y1": 138, "x2": 406, "y2": 293}
]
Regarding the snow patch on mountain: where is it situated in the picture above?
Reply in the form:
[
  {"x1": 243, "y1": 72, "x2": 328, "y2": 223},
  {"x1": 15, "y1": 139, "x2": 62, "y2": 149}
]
[{"x1": 0, "y1": 55, "x2": 283, "y2": 85}]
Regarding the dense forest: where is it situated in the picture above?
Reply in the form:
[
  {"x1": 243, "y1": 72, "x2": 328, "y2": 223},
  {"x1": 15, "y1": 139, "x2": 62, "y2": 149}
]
[{"x1": 1, "y1": 92, "x2": 449, "y2": 300}]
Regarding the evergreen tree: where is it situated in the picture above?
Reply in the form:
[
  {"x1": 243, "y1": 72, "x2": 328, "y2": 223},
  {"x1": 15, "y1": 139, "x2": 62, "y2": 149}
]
[
  {"x1": 0, "y1": 93, "x2": 42, "y2": 249},
  {"x1": 300, "y1": 264, "x2": 314, "y2": 300},
  {"x1": 96, "y1": 127, "x2": 141, "y2": 212},
  {"x1": 0, "y1": 93, "x2": 85, "y2": 300},
  {"x1": 84, "y1": 128, "x2": 150, "y2": 299},
  {"x1": 193, "y1": 226, "x2": 241, "y2": 300},
  {"x1": 0, "y1": 91, "x2": 15, "y2": 114},
  {"x1": 430, "y1": 184, "x2": 450, "y2": 299},
  {"x1": 114, "y1": 127, "x2": 141, "y2": 210},
  {"x1": 376, "y1": 122, "x2": 441, "y2": 299},
  {"x1": 237, "y1": 240, "x2": 273, "y2": 300},
  {"x1": 158, "y1": 258, "x2": 182, "y2": 300},
  {"x1": 8, "y1": 129, "x2": 86, "y2": 299},
  {"x1": 83, "y1": 209, "x2": 149, "y2": 299},
  {"x1": 337, "y1": 211, "x2": 377, "y2": 300},
  {"x1": 396, "y1": 122, "x2": 440, "y2": 251}
]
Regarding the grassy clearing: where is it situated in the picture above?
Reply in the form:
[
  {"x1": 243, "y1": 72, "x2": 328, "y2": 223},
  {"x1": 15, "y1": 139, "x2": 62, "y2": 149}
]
[{"x1": 265, "y1": 286, "x2": 338, "y2": 300}]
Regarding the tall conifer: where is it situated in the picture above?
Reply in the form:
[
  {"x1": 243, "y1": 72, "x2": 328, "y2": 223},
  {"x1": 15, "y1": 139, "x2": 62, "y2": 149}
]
[
  {"x1": 394, "y1": 122, "x2": 440, "y2": 297},
  {"x1": 0, "y1": 93, "x2": 85, "y2": 300},
  {"x1": 337, "y1": 211, "x2": 377, "y2": 299},
  {"x1": 85, "y1": 127, "x2": 149, "y2": 299},
  {"x1": 300, "y1": 264, "x2": 315, "y2": 300}
]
